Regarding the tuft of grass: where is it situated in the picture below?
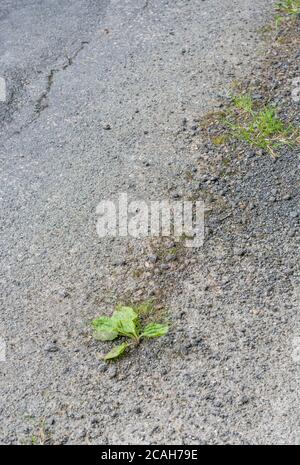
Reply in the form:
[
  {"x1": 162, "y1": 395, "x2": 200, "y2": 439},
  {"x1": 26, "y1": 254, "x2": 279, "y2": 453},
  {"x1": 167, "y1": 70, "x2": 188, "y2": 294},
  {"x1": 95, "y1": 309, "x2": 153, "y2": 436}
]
[
  {"x1": 222, "y1": 94, "x2": 300, "y2": 156},
  {"x1": 275, "y1": 1, "x2": 300, "y2": 27},
  {"x1": 27, "y1": 419, "x2": 48, "y2": 445},
  {"x1": 276, "y1": 0, "x2": 300, "y2": 16},
  {"x1": 30, "y1": 436, "x2": 38, "y2": 445},
  {"x1": 232, "y1": 94, "x2": 255, "y2": 114}
]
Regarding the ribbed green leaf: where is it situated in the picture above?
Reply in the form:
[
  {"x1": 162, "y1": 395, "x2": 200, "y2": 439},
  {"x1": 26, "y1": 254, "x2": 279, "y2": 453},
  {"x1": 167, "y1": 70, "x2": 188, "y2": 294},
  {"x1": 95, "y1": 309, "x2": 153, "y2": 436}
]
[
  {"x1": 102, "y1": 342, "x2": 128, "y2": 361},
  {"x1": 112, "y1": 306, "x2": 139, "y2": 339},
  {"x1": 141, "y1": 323, "x2": 169, "y2": 338},
  {"x1": 92, "y1": 316, "x2": 118, "y2": 341},
  {"x1": 112, "y1": 306, "x2": 138, "y2": 323}
]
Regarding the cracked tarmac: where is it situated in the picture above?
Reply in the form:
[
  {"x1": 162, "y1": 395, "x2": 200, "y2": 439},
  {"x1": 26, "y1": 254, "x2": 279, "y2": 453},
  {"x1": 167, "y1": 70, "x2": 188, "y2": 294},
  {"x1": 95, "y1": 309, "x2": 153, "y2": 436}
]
[{"x1": 1, "y1": 0, "x2": 299, "y2": 445}]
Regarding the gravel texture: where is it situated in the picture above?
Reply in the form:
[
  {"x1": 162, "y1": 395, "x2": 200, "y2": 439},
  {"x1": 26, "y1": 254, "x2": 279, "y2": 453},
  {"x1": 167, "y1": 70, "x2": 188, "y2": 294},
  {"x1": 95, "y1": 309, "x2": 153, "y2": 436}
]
[{"x1": 1, "y1": 0, "x2": 299, "y2": 445}]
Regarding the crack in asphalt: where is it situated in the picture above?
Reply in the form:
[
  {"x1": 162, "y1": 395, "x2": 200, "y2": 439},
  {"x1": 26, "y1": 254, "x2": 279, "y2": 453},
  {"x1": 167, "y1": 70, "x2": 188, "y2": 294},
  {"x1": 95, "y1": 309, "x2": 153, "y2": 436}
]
[
  {"x1": 34, "y1": 40, "x2": 90, "y2": 117},
  {"x1": 34, "y1": 68, "x2": 56, "y2": 115},
  {"x1": 2, "y1": 40, "x2": 90, "y2": 141}
]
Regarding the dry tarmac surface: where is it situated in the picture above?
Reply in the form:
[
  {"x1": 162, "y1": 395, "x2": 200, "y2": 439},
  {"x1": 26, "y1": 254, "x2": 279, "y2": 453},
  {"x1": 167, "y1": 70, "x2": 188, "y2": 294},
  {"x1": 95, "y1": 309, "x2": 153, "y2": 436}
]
[{"x1": 0, "y1": 0, "x2": 299, "y2": 444}]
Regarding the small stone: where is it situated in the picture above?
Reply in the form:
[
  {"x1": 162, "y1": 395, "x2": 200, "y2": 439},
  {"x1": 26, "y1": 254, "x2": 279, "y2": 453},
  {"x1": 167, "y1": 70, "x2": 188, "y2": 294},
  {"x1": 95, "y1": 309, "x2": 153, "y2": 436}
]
[
  {"x1": 113, "y1": 258, "x2": 126, "y2": 266},
  {"x1": 160, "y1": 264, "x2": 171, "y2": 270},
  {"x1": 166, "y1": 254, "x2": 177, "y2": 262},
  {"x1": 166, "y1": 241, "x2": 176, "y2": 249},
  {"x1": 99, "y1": 363, "x2": 108, "y2": 373},
  {"x1": 78, "y1": 428, "x2": 87, "y2": 439},
  {"x1": 108, "y1": 366, "x2": 117, "y2": 379},
  {"x1": 103, "y1": 124, "x2": 111, "y2": 130},
  {"x1": 148, "y1": 255, "x2": 158, "y2": 264},
  {"x1": 46, "y1": 417, "x2": 56, "y2": 426},
  {"x1": 45, "y1": 344, "x2": 59, "y2": 353},
  {"x1": 239, "y1": 396, "x2": 250, "y2": 405},
  {"x1": 58, "y1": 289, "x2": 69, "y2": 299},
  {"x1": 251, "y1": 309, "x2": 260, "y2": 316},
  {"x1": 234, "y1": 247, "x2": 245, "y2": 257},
  {"x1": 172, "y1": 192, "x2": 181, "y2": 199}
]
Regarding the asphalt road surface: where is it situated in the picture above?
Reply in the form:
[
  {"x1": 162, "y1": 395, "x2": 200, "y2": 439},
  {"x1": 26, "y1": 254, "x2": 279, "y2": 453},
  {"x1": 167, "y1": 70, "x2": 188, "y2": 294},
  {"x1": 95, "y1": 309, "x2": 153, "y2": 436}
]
[{"x1": 2, "y1": 0, "x2": 297, "y2": 445}]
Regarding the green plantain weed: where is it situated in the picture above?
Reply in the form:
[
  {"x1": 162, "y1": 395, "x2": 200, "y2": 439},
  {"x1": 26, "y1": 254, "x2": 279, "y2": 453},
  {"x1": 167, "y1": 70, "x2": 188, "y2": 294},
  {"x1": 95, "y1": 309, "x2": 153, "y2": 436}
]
[{"x1": 92, "y1": 305, "x2": 169, "y2": 361}]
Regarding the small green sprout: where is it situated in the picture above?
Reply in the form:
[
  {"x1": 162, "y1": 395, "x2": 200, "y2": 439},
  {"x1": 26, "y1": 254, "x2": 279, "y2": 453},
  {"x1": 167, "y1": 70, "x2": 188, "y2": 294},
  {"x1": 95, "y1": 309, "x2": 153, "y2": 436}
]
[
  {"x1": 232, "y1": 94, "x2": 255, "y2": 114},
  {"x1": 92, "y1": 305, "x2": 169, "y2": 361},
  {"x1": 30, "y1": 436, "x2": 38, "y2": 445}
]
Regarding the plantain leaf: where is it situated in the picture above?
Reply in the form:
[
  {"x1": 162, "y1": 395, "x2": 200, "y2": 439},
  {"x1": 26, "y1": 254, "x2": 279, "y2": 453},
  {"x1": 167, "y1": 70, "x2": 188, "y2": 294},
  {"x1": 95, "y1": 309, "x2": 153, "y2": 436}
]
[
  {"x1": 112, "y1": 306, "x2": 139, "y2": 339},
  {"x1": 92, "y1": 316, "x2": 118, "y2": 341},
  {"x1": 102, "y1": 342, "x2": 128, "y2": 361},
  {"x1": 112, "y1": 306, "x2": 138, "y2": 323},
  {"x1": 141, "y1": 323, "x2": 169, "y2": 338}
]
